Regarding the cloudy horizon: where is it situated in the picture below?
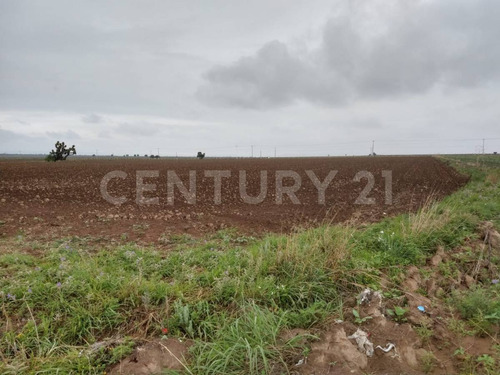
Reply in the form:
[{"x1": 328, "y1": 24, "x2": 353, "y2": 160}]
[{"x1": 1, "y1": 0, "x2": 499, "y2": 157}]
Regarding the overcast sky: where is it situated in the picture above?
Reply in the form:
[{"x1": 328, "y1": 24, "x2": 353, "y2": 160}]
[{"x1": 1, "y1": 0, "x2": 499, "y2": 156}]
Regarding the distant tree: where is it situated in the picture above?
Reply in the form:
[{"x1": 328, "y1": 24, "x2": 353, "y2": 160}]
[
  {"x1": 197, "y1": 151, "x2": 205, "y2": 159},
  {"x1": 145, "y1": 154, "x2": 148, "y2": 158},
  {"x1": 45, "y1": 141, "x2": 76, "y2": 162}
]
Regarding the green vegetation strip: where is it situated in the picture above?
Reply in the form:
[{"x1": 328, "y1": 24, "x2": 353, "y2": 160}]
[{"x1": 0, "y1": 155, "x2": 499, "y2": 374}]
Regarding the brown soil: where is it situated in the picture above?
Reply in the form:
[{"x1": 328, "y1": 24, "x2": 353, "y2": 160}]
[
  {"x1": 0, "y1": 156, "x2": 496, "y2": 374},
  {"x1": 0, "y1": 156, "x2": 468, "y2": 243},
  {"x1": 108, "y1": 338, "x2": 191, "y2": 374},
  {"x1": 292, "y1": 233, "x2": 500, "y2": 375}
]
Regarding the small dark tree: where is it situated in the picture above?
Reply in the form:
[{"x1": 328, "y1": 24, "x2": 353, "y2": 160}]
[
  {"x1": 46, "y1": 141, "x2": 76, "y2": 162},
  {"x1": 197, "y1": 151, "x2": 205, "y2": 159}
]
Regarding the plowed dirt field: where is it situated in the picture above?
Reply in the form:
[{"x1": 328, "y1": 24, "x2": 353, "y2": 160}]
[{"x1": 0, "y1": 156, "x2": 468, "y2": 243}]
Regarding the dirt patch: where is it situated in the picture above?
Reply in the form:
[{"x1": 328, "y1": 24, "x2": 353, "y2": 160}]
[
  {"x1": 295, "y1": 302, "x2": 489, "y2": 374},
  {"x1": 293, "y1": 236, "x2": 500, "y2": 375},
  {"x1": 299, "y1": 326, "x2": 369, "y2": 374},
  {"x1": 108, "y1": 338, "x2": 191, "y2": 374},
  {"x1": 0, "y1": 156, "x2": 468, "y2": 244}
]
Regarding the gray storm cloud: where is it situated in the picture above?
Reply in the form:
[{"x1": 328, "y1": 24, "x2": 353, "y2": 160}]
[
  {"x1": 197, "y1": 41, "x2": 348, "y2": 108},
  {"x1": 0, "y1": 0, "x2": 499, "y2": 156},
  {"x1": 198, "y1": 0, "x2": 500, "y2": 109}
]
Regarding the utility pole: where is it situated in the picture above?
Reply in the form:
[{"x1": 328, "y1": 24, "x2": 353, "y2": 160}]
[
  {"x1": 251, "y1": 145, "x2": 254, "y2": 157},
  {"x1": 370, "y1": 140, "x2": 375, "y2": 156},
  {"x1": 274, "y1": 147, "x2": 277, "y2": 158},
  {"x1": 482, "y1": 138, "x2": 485, "y2": 154},
  {"x1": 259, "y1": 149, "x2": 262, "y2": 158},
  {"x1": 157, "y1": 148, "x2": 160, "y2": 156}
]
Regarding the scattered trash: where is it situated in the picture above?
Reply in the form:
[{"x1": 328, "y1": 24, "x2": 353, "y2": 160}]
[
  {"x1": 358, "y1": 289, "x2": 371, "y2": 304},
  {"x1": 348, "y1": 329, "x2": 374, "y2": 357},
  {"x1": 357, "y1": 288, "x2": 383, "y2": 305},
  {"x1": 417, "y1": 305, "x2": 426, "y2": 313},
  {"x1": 335, "y1": 319, "x2": 344, "y2": 324},
  {"x1": 492, "y1": 279, "x2": 499, "y2": 284},
  {"x1": 376, "y1": 343, "x2": 396, "y2": 353},
  {"x1": 295, "y1": 358, "x2": 305, "y2": 366}
]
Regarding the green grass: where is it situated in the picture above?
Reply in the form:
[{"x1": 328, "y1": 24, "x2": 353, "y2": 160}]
[
  {"x1": 0, "y1": 154, "x2": 499, "y2": 374},
  {"x1": 449, "y1": 286, "x2": 500, "y2": 334},
  {"x1": 189, "y1": 302, "x2": 314, "y2": 375}
]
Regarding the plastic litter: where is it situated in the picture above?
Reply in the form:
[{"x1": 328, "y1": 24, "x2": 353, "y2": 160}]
[
  {"x1": 376, "y1": 343, "x2": 396, "y2": 353},
  {"x1": 335, "y1": 319, "x2": 344, "y2": 324},
  {"x1": 358, "y1": 288, "x2": 371, "y2": 304},
  {"x1": 417, "y1": 305, "x2": 426, "y2": 313},
  {"x1": 295, "y1": 358, "x2": 305, "y2": 366},
  {"x1": 348, "y1": 328, "x2": 374, "y2": 357},
  {"x1": 357, "y1": 288, "x2": 383, "y2": 305}
]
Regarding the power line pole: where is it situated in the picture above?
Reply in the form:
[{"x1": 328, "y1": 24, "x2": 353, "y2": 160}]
[
  {"x1": 274, "y1": 147, "x2": 277, "y2": 158},
  {"x1": 251, "y1": 145, "x2": 254, "y2": 157},
  {"x1": 370, "y1": 140, "x2": 375, "y2": 155},
  {"x1": 482, "y1": 138, "x2": 485, "y2": 154}
]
